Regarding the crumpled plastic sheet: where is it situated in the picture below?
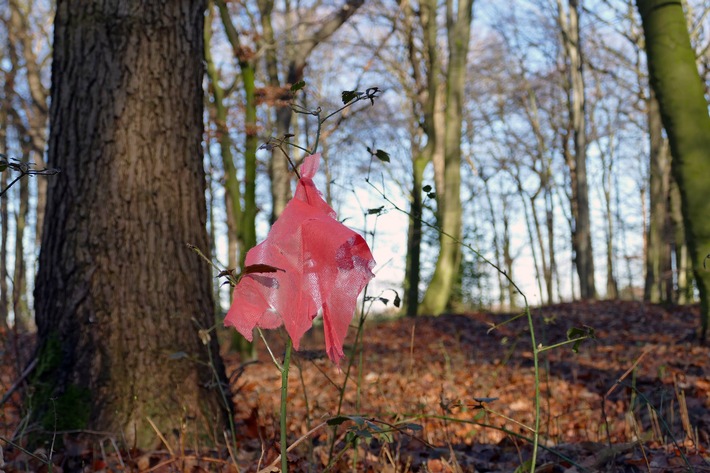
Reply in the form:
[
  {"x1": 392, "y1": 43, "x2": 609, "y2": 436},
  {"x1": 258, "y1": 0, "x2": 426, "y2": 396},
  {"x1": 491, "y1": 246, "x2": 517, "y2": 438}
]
[{"x1": 225, "y1": 153, "x2": 376, "y2": 364}]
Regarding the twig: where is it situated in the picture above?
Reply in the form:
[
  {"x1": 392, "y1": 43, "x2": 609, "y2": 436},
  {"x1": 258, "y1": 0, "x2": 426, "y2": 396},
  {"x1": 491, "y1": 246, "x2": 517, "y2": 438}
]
[
  {"x1": 0, "y1": 358, "x2": 38, "y2": 407},
  {"x1": 604, "y1": 345, "x2": 655, "y2": 398},
  {"x1": 0, "y1": 155, "x2": 60, "y2": 198},
  {"x1": 258, "y1": 421, "x2": 329, "y2": 473},
  {"x1": 0, "y1": 435, "x2": 51, "y2": 466},
  {"x1": 146, "y1": 417, "x2": 175, "y2": 457}
]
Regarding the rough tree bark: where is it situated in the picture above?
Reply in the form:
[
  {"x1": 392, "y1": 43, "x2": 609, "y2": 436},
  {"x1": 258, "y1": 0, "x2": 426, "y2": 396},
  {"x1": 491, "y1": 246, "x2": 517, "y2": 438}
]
[
  {"x1": 33, "y1": 0, "x2": 229, "y2": 448},
  {"x1": 637, "y1": 0, "x2": 710, "y2": 339}
]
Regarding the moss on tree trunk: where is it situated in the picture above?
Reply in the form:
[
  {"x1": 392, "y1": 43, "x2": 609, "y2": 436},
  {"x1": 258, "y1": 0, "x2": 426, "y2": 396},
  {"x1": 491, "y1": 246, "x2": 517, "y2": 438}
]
[{"x1": 638, "y1": 0, "x2": 710, "y2": 339}]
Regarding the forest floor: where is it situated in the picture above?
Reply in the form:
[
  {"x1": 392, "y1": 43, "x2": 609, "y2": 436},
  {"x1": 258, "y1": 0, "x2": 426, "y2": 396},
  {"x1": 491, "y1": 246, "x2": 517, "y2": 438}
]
[{"x1": 2, "y1": 300, "x2": 710, "y2": 472}]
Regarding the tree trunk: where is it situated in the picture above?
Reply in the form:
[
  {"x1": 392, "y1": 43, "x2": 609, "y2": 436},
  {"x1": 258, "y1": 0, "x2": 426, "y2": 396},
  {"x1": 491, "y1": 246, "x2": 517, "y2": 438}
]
[
  {"x1": 644, "y1": 90, "x2": 672, "y2": 303},
  {"x1": 33, "y1": 0, "x2": 229, "y2": 448},
  {"x1": 205, "y1": 7, "x2": 243, "y2": 273},
  {"x1": 558, "y1": 0, "x2": 596, "y2": 300},
  {"x1": 637, "y1": 0, "x2": 710, "y2": 339},
  {"x1": 483, "y1": 177, "x2": 506, "y2": 308},
  {"x1": 419, "y1": 0, "x2": 473, "y2": 315},
  {"x1": 401, "y1": 0, "x2": 438, "y2": 315},
  {"x1": 502, "y1": 199, "x2": 517, "y2": 309},
  {"x1": 212, "y1": 0, "x2": 258, "y2": 264},
  {"x1": 670, "y1": 175, "x2": 693, "y2": 303},
  {"x1": 7, "y1": 0, "x2": 50, "y2": 249},
  {"x1": 211, "y1": 0, "x2": 261, "y2": 357},
  {"x1": 546, "y1": 186, "x2": 559, "y2": 302},
  {"x1": 404, "y1": 154, "x2": 426, "y2": 316},
  {"x1": 12, "y1": 157, "x2": 29, "y2": 331},
  {"x1": 260, "y1": 0, "x2": 364, "y2": 221},
  {"x1": 0, "y1": 109, "x2": 8, "y2": 329}
]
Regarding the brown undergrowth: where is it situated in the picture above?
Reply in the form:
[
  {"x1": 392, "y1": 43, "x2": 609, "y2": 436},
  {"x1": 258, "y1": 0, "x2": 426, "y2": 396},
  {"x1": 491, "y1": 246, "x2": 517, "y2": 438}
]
[{"x1": 2, "y1": 301, "x2": 710, "y2": 472}]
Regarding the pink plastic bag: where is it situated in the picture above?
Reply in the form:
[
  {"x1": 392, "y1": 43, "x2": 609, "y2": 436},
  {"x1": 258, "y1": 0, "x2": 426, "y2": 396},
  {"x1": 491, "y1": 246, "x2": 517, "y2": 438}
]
[{"x1": 225, "y1": 154, "x2": 376, "y2": 364}]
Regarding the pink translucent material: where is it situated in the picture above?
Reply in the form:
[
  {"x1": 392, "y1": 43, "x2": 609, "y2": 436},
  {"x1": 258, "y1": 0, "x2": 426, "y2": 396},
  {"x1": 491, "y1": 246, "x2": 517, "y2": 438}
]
[{"x1": 225, "y1": 154, "x2": 376, "y2": 364}]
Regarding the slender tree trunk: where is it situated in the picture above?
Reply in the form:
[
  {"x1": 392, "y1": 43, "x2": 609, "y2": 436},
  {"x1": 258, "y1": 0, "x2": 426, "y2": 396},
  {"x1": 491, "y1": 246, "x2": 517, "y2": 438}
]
[
  {"x1": 521, "y1": 188, "x2": 545, "y2": 303},
  {"x1": 644, "y1": 91, "x2": 672, "y2": 303},
  {"x1": 404, "y1": 154, "x2": 427, "y2": 316},
  {"x1": 670, "y1": 175, "x2": 693, "y2": 303},
  {"x1": 33, "y1": 0, "x2": 229, "y2": 447},
  {"x1": 603, "y1": 186, "x2": 618, "y2": 299},
  {"x1": 211, "y1": 0, "x2": 260, "y2": 268},
  {"x1": 7, "y1": 0, "x2": 50, "y2": 250},
  {"x1": 483, "y1": 178, "x2": 506, "y2": 308},
  {"x1": 546, "y1": 180, "x2": 558, "y2": 303},
  {"x1": 205, "y1": 9, "x2": 242, "y2": 272},
  {"x1": 12, "y1": 159, "x2": 29, "y2": 331},
  {"x1": 558, "y1": 0, "x2": 595, "y2": 300},
  {"x1": 599, "y1": 117, "x2": 619, "y2": 300},
  {"x1": 531, "y1": 190, "x2": 552, "y2": 304},
  {"x1": 401, "y1": 0, "x2": 439, "y2": 314},
  {"x1": 211, "y1": 0, "x2": 261, "y2": 356},
  {"x1": 419, "y1": 0, "x2": 473, "y2": 315},
  {"x1": 0, "y1": 112, "x2": 8, "y2": 329},
  {"x1": 638, "y1": 0, "x2": 710, "y2": 339},
  {"x1": 502, "y1": 199, "x2": 516, "y2": 309},
  {"x1": 523, "y1": 87, "x2": 554, "y2": 304},
  {"x1": 259, "y1": 0, "x2": 364, "y2": 221}
]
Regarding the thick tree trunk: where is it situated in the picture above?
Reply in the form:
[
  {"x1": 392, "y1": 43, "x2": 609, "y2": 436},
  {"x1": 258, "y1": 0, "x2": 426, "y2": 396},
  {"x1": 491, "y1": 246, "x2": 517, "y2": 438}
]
[
  {"x1": 33, "y1": 0, "x2": 229, "y2": 448},
  {"x1": 638, "y1": 0, "x2": 710, "y2": 339}
]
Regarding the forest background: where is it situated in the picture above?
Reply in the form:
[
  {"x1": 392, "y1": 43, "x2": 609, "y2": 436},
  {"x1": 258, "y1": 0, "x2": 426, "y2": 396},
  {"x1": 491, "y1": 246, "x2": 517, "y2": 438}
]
[
  {"x1": 1, "y1": 0, "x2": 710, "y2": 469},
  {"x1": 3, "y1": 0, "x2": 710, "y2": 326}
]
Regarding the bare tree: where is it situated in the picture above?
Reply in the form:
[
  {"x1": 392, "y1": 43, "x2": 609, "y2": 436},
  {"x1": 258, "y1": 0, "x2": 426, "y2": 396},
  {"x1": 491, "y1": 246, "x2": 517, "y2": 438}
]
[{"x1": 557, "y1": 0, "x2": 595, "y2": 299}]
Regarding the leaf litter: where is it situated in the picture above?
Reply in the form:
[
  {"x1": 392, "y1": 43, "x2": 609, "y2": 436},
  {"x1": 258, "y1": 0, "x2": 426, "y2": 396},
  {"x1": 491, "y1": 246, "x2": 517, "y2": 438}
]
[{"x1": 2, "y1": 301, "x2": 710, "y2": 471}]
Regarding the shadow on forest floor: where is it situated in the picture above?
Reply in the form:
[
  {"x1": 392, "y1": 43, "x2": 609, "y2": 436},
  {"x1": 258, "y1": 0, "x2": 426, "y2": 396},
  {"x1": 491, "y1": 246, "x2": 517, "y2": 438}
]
[
  {"x1": 225, "y1": 300, "x2": 710, "y2": 472},
  {"x1": 2, "y1": 300, "x2": 710, "y2": 472}
]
